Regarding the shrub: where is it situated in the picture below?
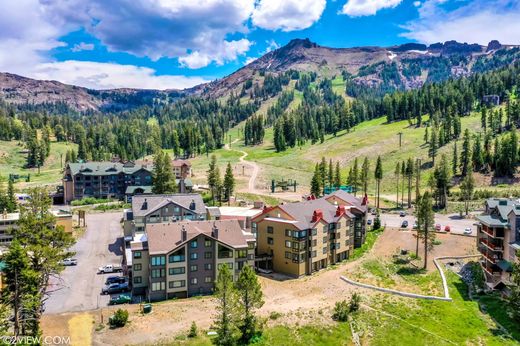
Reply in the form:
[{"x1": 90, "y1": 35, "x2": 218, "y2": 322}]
[
  {"x1": 332, "y1": 300, "x2": 350, "y2": 322},
  {"x1": 109, "y1": 309, "x2": 129, "y2": 328},
  {"x1": 269, "y1": 311, "x2": 282, "y2": 320},
  {"x1": 188, "y1": 321, "x2": 198, "y2": 338},
  {"x1": 349, "y1": 293, "x2": 361, "y2": 313},
  {"x1": 373, "y1": 217, "x2": 381, "y2": 230}
]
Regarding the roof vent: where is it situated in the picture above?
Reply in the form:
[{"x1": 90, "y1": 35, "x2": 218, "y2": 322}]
[
  {"x1": 189, "y1": 199, "x2": 196, "y2": 210},
  {"x1": 142, "y1": 198, "x2": 148, "y2": 210},
  {"x1": 212, "y1": 223, "x2": 219, "y2": 238},
  {"x1": 499, "y1": 200, "x2": 508, "y2": 206},
  {"x1": 181, "y1": 225, "x2": 187, "y2": 241}
]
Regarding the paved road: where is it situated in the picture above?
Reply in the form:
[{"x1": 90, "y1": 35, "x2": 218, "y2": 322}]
[
  {"x1": 378, "y1": 212, "x2": 477, "y2": 236},
  {"x1": 45, "y1": 212, "x2": 124, "y2": 314}
]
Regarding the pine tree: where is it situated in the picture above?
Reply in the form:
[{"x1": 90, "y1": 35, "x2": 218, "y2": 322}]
[
  {"x1": 429, "y1": 127, "x2": 438, "y2": 164},
  {"x1": 460, "y1": 170, "x2": 475, "y2": 216},
  {"x1": 328, "y1": 159, "x2": 334, "y2": 190},
  {"x1": 213, "y1": 264, "x2": 239, "y2": 346},
  {"x1": 310, "y1": 163, "x2": 321, "y2": 197},
  {"x1": 207, "y1": 155, "x2": 221, "y2": 205},
  {"x1": 361, "y1": 157, "x2": 369, "y2": 195},
  {"x1": 395, "y1": 162, "x2": 400, "y2": 209},
  {"x1": 509, "y1": 259, "x2": 520, "y2": 323},
  {"x1": 472, "y1": 134, "x2": 484, "y2": 171},
  {"x1": 235, "y1": 265, "x2": 264, "y2": 343},
  {"x1": 152, "y1": 151, "x2": 176, "y2": 194},
  {"x1": 481, "y1": 107, "x2": 487, "y2": 129},
  {"x1": 320, "y1": 157, "x2": 327, "y2": 193},
  {"x1": 223, "y1": 162, "x2": 235, "y2": 206},
  {"x1": 460, "y1": 129, "x2": 472, "y2": 176},
  {"x1": 6, "y1": 178, "x2": 16, "y2": 212},
  {"x1": 334, "y1": 162, "x2": 341, "y2": 188},
  {"x1": 416, "y1": 191, "x2": 435, "y2": 269},
  {"x1": 374, "y1": 156, "x2": 383, "y2": 210},
  {"x1": 452, "y1": 141, "x2": 458, "y2": 176},
  {"x1": 433, "y1": 154, "x2": 451, "y2": 209},
  {"x1": 406, "y1": 158, "x2": 414, "y2": 208},
  {"x1": 352, "y1": 158, "x2": 359, "y2": 196}
]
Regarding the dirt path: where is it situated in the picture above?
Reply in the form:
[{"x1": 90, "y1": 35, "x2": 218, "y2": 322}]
[{"x1": 225, "y1": 139, "x2": 260, "y2": 194}]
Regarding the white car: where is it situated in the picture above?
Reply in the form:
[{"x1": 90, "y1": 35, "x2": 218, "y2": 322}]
[
  {"x1": 463, "y1": 227, "x2": 472, "y2": 235},
  {"x1": 62, "y1": 258, "x2": 77, "y2": 266}
]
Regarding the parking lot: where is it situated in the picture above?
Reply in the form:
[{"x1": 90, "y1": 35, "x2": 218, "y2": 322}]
[
  {"x1": 45, "y1": 212, "x2": 124, "y2": 314},
  {"x1": 378, "y1": 212, "x2": 478, "y2": 236}
]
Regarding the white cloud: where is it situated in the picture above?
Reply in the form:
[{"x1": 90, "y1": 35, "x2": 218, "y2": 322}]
[
  {"x1": 31, "y1": 60, "x2": 209, "y2": 90},
  {"x1": 402, "y1": 0, "x2": 520, "y2": 45},
  {"x1": 340, "y1": 0, "x2": 403, "y2": 17},
  {"x1": 179, "y1": 39, "x2": 252, "y2": 69},
  {"x1": 71, "y1": 42, "x2": 95, "y2": 52},
  {"x1": 413, "y1": 1, "x2": 421, "y2": 7},
  {"x1": 252, "y1": 0, "x2": 326, "y2": 31},
  {"x1": 243, "y1": 39, "x2": 280, "y2": 66}
]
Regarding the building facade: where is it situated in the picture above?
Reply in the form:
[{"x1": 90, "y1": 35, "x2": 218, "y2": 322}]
[
  {"x1": 130, "y1": 219, "x2": 255, "y2": 300},
  {"x1": 63, "y1": 161, "x2": 153, "y2": 203},
  {"x1": 252, "y1": 192, "x2": 367, "y2": 277},
  {"x1": 476, "y1": 198, "x2": 520, "y2": 291}
]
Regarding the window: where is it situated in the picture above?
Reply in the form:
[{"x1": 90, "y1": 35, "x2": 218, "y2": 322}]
[
  {"x1": 190, "y1": 265, "x2": 198, "y2": 272},
  {"x1": 133, "y1": 263, "x2": 142, "y2": 271},
  {"x1": 133, "y1": 251, "x2": 142, "y2": 259},
  {"x1": 190, "y1": 240, "x2": 198, "y2": 248},
  {"x1": 329, "y1": 223, "x2": 335, "y2": 231},
  {"x1": 133, "y1": 276, "x2": 142, "y2": 284},
  {"x1": 218, "y1": 244, "x2": 233, "y2": 259},
  {"x1": 237, "y1": 261, "x2": 245, "y2": 270},
  {"x1": 285, "y1": 251, "x2": 291, "y2": 259},
  {"x1": 311, "y1": 250, "x2": 317, "y2": 258},
  {"x1": 323, "y1": 236, "x2": 327, "y2": 243},
  {"x1": 205, "y1": 239, "x2": 212, "y2": 247},
  {"x1": 267, "y1": 226, "x2": 273, "y2": 234},
  {"x1": 248, "y1": 242, "x2": 255, "y2": 249},
  {"x1": 285, "y1": 240, "x2": 292, "y2": 248},
  {"x1": 190, "y1": 278, "x2": 198, "y2": 285},
  {"x1": 169, "y1": 248, "x2": 185, "y2": 263},
  {"x1": 151, "y1": 282, "x2": 166, "y2": 291},
  {"x1": 169, "y1": 280, "x2": 185, "y2": 288},
  {"x1": 205, "y1": 263, "x2": 212, "y2": 270},
  {"x1": 169, "y1": 267, "x2": 185, "y2": 275},
  {"x1": 312, "y1": 239, "x2": 317, "y2": 247},
  {"x1": 190, "y1": 253, "x2": 198, "y2": 260},
  {"x1": 151, "y1": 256, "x2": 166, "y2": 266},
  {"x1": 323, "y1": 226, "x2": 327, "y2": 233},
  {"x1": 267, "y1": 237, "x2": 274, "y2": 245},
  {"x1": 337, "y1": 222, "x2": 341, "y2": 229},
  {"x1": 151, "y1": 268, "x2": 165, "y2": 278},
  {"x1": 323, "y1": 247, "x2": 327, "y2": 254},
  {"x1": 311, "y1": 228, "x2": 317, "y2": 236},
  {"x1": 345, "y1": 240, "x2": 349, "y2": 247},
  {"x1": 204, "y1": 251, "x2": 213, "y2": 259},
  {"x1": 285, "y1": 229, "x2": 292, "y2": 237},
  {"x1": 336, "y1": 243, "x2": 341, "y2": 250},
  {"x1": 205, "y1": 276, "x2": 212, "y2": 283},
  {"x1": 237, "y1": 250, "x2": 247, "y2": 258}
]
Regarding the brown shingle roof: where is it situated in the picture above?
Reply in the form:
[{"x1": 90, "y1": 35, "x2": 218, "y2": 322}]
[
  {"x1": 325, "y1": 190, "x2": 366, "y2": 212},
  {"x1": 132, "y1": 194, "x2": 205, "y2": 217},
  {"x1": 146, "y1": 219, "x2": 254, "y2": 255}
]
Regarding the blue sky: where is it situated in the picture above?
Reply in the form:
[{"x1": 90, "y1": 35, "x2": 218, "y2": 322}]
[{"x1": 0, "y1": 0, "x2": 519, "y2": 90}]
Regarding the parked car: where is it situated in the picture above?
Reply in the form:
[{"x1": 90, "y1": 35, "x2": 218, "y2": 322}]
[
  {"x1": 105, "y1": 276, "x2": 127, "y2": 285},
  {"x1": 62, "y1": 258, "x2": 77, "y2": 266},
  {"x1": 109, "y1": 294, "x2": 132, "y2": 305},
  {"x1": 98, "y1": 264, "x2": 123, "y2": 274},
  {"x1": 464, "y1": 227, "x2": 472, "y2": 235},
  {"x1": 435, "y1": 224, "x2": 441, "y2": 231},
  {"x1": 367, "y1": 219, "x2": 372, "y2": 225},
  {"x1": 401, "y1": 220, "x2": 409, "y2": 228},
  {"x1": 399, "y1": 211, "x2": 406, "y2": 217},
  {"x1": 444, "y1": 225, "x2": 451, "y2": 232},
  {"x1": 371, "y1": 209, "x2": 377, "y2": 215},
  {"x1": 102, "y1": 282, "x2": 130, "y2": 295},
  {"x1": 413, "y1": 223, "x2": 418, "y2": 229}
]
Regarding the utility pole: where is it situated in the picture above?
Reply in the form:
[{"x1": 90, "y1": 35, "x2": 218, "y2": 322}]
[
  {"x1": 415, "y1": 158, "x2": 421, "y2": 204},
  {"x1": 398, "y1": 132, "x2": 403, "y2": 148}
]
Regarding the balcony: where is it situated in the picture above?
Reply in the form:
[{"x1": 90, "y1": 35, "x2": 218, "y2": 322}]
[
  {"x1": 479, "y1": 238, "x2": 503, "y2": 252},
  {"x1": 481, "y1": 225, "x2": 505, "y2": 239},
  {"x1": 481, "y1": 251, "x2": 500, "y2": 264},
  {"x1": 482, "y1": 264, "x2": 501, "y2": 276}
]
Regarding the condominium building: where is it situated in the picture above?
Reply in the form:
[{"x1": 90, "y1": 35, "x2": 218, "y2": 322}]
[
  {"x1": 252, "y1": 192, "x2": 367, "y2": 277},
  {"x1": 130, "y1": 219, "x2": 255, "y2": 300},
  {"x1": 476, "y1": 198, "x2": 520, "y2": 291}
]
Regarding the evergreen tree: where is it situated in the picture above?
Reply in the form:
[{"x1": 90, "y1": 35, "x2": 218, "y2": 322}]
[
  {"x1": 320, "y1": 157, "x2": 327, "y2": 192},
  {"x1": 416, "y1": 191, "x2": 435, "y2": 269},
  {"x1": 460, "y1": 129, "x2": 472, "y2": 176},
  {"x1": 273, "y1": 119, "x2": 286, "y2": 152},
  {"x1": 395, "y1": 162, "x2": 400, "y2": 209},
  {"x1": 213, "y1": 264, "x2": 239, "y2": 346},
  {"x1": 374, "y1": 156, "x2": 383, "y2": 210},
  {"x1": 472, "y1": 134, "x2": 484, "y2": 172},
  {"x1": 310, "y1": 163, "x2": 321, "y2": 197},
  {"x1": 223, "y1": 162, "x2": 235, "y2": 206},
  {"x1": 328, "y1": 159, "x2": 334, "y2": 190},
  {"x1": 405, "y1": 158, "x2": 414, "y2": 208},
  {"x1": 460, "y1": 170, "x2": 475, "y2": 216},
  {"x1": 207, "y1": 155, "x2": 221, "y2": 205},
  {"x1": 509, "y1": 258, "x2": 520, "y2": 323},
  {"x1": 352, "y1": 158, "x2": 359, "y2": 196},
  {"x1": 452, "y1": 141, "x2": 458, "y2": 176},
  {"x1": 152, "y1": 151, "x2": 176, "y2": 194},
  {"x1": 481, "y1": 107, "x2": 487, "y2": 129},
  {"x1": 433, "y1": 154, "x2": 451, "y2": 209},
  {"x1": 334, "y1": 162, "x2": 341, "y2": 188},
  {"x1": 6, "y1": 178, "x2": 16, "y2": 212},
  {"x1": 235, "y1": 265, "x2": 264, "y2": 344},
  {"x1": 361, "y1": 157, "x2": 369, "y2": 195},
  {"x1": 429, "y1": 127, "x2": 438, "y2": 164}
]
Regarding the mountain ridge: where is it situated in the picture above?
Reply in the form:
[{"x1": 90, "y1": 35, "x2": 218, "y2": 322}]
[{"x1": 0, "y1": 39, "x2": 518, "y2": 111}]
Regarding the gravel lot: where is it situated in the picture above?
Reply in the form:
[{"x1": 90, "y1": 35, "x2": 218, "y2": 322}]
[
  {"x1": 378, "y1": 212, "x2": 478, "y2": 236},
  {"x1": 44, "y1": 212, "x2": 124, "y2": 314}
]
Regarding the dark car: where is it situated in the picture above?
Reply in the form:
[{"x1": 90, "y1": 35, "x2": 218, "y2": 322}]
[
  {"x1": 102, "y1": 282, "x2": 130, "y2": 295},
  {"x1": 399, "y1": 211, "x2": 406, "y2": 217},
  {"x1": 105, "y1": 276, "x2": 127, "y2": 285},
  {"x1": 401, "y1": 220, "x2": 409, "y2": 228},
  {"x1": 367, "y1": 219, "x2": 372, "y2": 225},
  {"x1": 109, "y1": 294, "x2": 132, "y2": 305}
]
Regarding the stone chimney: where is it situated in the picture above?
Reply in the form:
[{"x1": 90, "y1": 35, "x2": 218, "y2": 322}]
[
  {"x1": 212, "y1": 222, "x2": 219, "y2": 239},
  {"x1": 189, "y1": 199, "x2": 196, "y2": 210},
  {"x1": 142, "y1": 198, "x2": 148, "y2": 210},
  {"x1": 181, "y1": 225, "x2": 187, "y2": 241}
]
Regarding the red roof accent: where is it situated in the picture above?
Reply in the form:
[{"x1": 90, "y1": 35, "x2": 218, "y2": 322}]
[
  {"x1": 361, "y1": 193, "x2": 368, "y2": 206},
  {"x1": 312, "y1": 209, "x2": 323, "y2": 222},
  {"x1": 336, "y1": 205, "x2": 346, "y2": 216}
]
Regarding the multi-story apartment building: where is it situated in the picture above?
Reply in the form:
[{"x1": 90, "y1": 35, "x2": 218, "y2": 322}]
[
  {"x1": 123, "y1": 194, "x2": 206, "y2": 237},
  {"x1": 63, "y1": 161, "x2": 153, "y2": 203},
  {"x1": 171, "y1": 160, "x2": 192, "y2": 179},
  {"x1": 130, "y1": 219, "x2": 255, "y2": 300},
  {"x1": 0, "y1": 210, "x2": 73, "y2": 246},
  {"x1": 476, "y1": 198, "x2": 520, "y2": 291},
  {"x1": 252, "y1": 192, "x2": 367, "y2": 277}
]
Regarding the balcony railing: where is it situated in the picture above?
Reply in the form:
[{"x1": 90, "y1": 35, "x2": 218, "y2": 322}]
[
  {"x1": 481, "y1": 226, "x2": 505, "y2": 238},
  {"x1": 482, "y1": 265, "x2": 501, "y2": 276},
  {"x1": 482, "y1": 251, "x2": 500, "y2": 264},
  {"x1": 480, "y1": 238, "x2": 503, "y2": 252}
]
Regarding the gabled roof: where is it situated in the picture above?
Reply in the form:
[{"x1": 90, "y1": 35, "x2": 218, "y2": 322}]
[
  {"x1": 324, "y1": 190, "x2": 367, "y2": 212},
  {"x1": 68, "y1": 162, "x2": 152, "y2": 176},
  {"x1": 146, "y1": 219, "x2": 255, "y2": 255},
  {"x1": 125, "y1": 186, "x2": 153, "y2": 194},
  {"x1": 132, "y1": 194, "x2": 206, "y2": 217}
]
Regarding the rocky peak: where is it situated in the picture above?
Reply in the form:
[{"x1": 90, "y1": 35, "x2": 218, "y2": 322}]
[{"x1": 487, "y1": 40, "x2": 502, "y2": 52}]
